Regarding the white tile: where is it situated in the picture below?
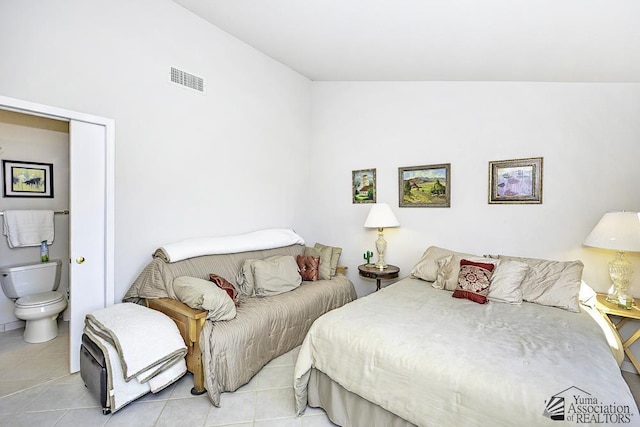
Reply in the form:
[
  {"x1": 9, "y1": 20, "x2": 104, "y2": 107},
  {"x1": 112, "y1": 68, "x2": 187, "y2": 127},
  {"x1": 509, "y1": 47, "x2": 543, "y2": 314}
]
[
  {"x1": 155, "y1": 396, "x2": 212, "y2": 427},
  {"x1": 255, "y1": 416, "x2": 303, "y2": 427},
  {"x1": 24, "y1": 381, "x2": 99, "y2": 411},
  {"x1": 54, "y1": 407, "x2": 111, "y2": 427},
  {"x1": 255, "y1": 365, "x2": 295, "y2": 390},
  {"x1": 105, "y1": 400, "x2": 166, "y2": 426},
  {"x1": 0, "y1": 384, "x2": 45, "y2": 415},
  {"x1": 302, "y1": 413, "x2": 339, "y2": 426},
  {"x1": 0, "y1": 409, "x2": 66, "y2": 426},
  {"x1": 254, "y1": 387, "x2": 296, "y2": 420},
  {"x1": 205, "y1": 390, "x2": 255, "y2": 426},
  {"x1": 267, "y1": 350, "x2": 294, "y2": 367}
]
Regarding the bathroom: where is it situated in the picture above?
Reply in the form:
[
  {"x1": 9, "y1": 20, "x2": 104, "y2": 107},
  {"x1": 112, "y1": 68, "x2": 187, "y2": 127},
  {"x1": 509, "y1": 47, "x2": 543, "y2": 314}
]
[{"x1": 0, "y1": 109, "x2": 70, "y2": 396}]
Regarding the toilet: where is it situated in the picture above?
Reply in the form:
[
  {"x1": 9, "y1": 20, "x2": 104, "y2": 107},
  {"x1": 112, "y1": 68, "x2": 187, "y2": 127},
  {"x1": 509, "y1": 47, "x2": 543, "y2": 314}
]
[{"x1": 0, "y1": 260, "x2": 67, "y2": 343}]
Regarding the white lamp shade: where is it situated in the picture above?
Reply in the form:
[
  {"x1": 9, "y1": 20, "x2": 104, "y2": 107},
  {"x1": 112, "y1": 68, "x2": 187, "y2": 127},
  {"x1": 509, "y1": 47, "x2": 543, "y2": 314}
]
[
  {"x1": 583, "y1": 211, "x2": 640, "y2": 252},
  {"x1": 364, "y1": 203, "x2": 400, "y2": 228}
]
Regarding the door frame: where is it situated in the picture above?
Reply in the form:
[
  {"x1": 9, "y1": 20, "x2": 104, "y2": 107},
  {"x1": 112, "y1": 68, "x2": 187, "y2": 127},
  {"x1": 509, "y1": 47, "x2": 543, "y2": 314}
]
[{"x1": 0, "y1": 95, "x2": 115, "y2": 371}]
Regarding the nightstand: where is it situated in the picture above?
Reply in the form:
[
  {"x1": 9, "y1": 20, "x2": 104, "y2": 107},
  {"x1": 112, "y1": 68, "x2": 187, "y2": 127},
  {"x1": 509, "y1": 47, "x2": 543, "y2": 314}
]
[
  {"x1": 358, "y1": 264, "x2": 400, "y2": 291},
  {"x1": 595, "y1": 293, "x2": 640, "y2": 373}
]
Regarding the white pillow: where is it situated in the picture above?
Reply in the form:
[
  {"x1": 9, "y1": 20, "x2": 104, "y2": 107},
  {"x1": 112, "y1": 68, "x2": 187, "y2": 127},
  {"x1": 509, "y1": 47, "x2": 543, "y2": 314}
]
[
  {"x1": 236, "y1": 255, "x2": 281, "y2": 296},
  {"x1": 487, "y1": 259, "x2": 528, "y2": 304},
  {"x1": 253, "y1": 255, "x2": 302, "y2": 297},
  {"x1": 498, "y1": 255, "x2": 584, "y2": 312},
  {"x1": 412, "y1": 246, "x2": 474, "y2": 282},
  {"x1": 173, "y1": 276, "x2": 236, "y2": 321}
]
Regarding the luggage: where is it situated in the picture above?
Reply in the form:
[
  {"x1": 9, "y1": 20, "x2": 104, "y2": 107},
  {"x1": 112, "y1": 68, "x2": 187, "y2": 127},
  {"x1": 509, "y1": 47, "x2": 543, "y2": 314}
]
[{"x1": 79, "y1": 333, "x2": 110, "y2": 414}]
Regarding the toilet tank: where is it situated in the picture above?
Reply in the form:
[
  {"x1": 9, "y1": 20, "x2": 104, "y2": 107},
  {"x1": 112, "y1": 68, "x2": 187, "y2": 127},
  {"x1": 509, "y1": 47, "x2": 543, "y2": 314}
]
[{"x1": 0, "y1": 260, "x2": 62, "y2": 299}]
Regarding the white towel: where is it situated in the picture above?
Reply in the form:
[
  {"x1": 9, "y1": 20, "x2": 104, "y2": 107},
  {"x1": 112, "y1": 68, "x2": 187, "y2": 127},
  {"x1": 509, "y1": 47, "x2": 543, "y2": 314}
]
[
  {"x1": 2, "y1": 210, "x2": 55, "y2": 248},
  {"x1": 153, "y1": 228, "x2": 305, "y2": 263}
]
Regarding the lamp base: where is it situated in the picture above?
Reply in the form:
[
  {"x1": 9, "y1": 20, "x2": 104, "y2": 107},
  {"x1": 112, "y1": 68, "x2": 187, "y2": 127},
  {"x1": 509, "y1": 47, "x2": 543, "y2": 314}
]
[
  {"x1": 374, "y1": 228, "x2": 388, "y2": 270},
  {"x1": 606, "y1": 251, "x2": 634, "y2": 309},
  {"x1": 374, "y1": 261, "x2": 388, "y2": 270}
]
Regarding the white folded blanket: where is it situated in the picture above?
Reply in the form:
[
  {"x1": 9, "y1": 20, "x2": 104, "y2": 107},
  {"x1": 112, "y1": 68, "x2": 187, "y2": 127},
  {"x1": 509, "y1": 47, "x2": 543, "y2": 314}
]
[
  {"x1": 84, "y1": 303, "x2": 187, "y2": 383},
  {"x1": 153, "y1": 228, "x2": 305, "y2": 263},
  {"x1": 84, "y1": 328, "x2": 186, "y2": 413},
  {"x1": 2, "y1": 209, "x2": 54, "y2": 248}
]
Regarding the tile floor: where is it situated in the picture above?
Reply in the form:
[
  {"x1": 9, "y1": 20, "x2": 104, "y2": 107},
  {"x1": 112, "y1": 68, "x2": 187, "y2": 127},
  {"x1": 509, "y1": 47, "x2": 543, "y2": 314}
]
[
  {"x1": 0, "y1": 320, "x2": 335, "y2": 426},
  {"x1": 1, "y1": 319, "x2": 640, "y2": 426}
]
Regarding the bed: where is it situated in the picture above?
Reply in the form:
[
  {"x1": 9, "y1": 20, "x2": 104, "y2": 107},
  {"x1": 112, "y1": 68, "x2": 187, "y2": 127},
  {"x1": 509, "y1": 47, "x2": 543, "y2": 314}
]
[
  {"x1": 293, "y1": 247, "x2": 640, "y2": 427},
  {"x1": 123, "y1": 230, "x2": 356, "y2": 406}
]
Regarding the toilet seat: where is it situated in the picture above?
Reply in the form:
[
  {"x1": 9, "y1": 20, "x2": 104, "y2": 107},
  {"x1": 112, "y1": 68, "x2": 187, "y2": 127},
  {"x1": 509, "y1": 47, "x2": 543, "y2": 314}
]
[{"x1": 15, "y1": 291, "x2": 65, "y2": 308}]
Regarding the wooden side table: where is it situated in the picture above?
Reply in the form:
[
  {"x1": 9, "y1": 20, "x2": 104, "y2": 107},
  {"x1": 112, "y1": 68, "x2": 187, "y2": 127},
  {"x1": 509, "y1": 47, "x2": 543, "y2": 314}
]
[
  {"x1": 358, "y1": 264, "x2": 400, "y2": 291},
  {"x1": 595, "y1": 293, "x2": 640, "y2": 373}
]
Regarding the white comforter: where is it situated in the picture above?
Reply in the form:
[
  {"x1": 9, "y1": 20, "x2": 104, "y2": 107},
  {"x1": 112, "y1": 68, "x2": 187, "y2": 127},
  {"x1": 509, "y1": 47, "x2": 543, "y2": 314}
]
[{"x1": 294, "y1": 278, "x2": 639, "y2": 426}]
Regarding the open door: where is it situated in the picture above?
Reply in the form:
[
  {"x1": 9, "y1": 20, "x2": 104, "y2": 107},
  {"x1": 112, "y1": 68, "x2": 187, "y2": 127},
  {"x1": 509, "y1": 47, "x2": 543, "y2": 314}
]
[
  {"x1": 0, "y1": 96, "x2": 115, "y2": 374},
  {"x1": 68, "y1": 119, "x2": 110, "y2": 372}
]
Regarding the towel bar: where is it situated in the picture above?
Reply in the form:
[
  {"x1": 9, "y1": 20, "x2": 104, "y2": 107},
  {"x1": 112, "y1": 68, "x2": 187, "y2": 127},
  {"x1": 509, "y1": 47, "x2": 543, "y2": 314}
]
[{"x1": 0, "y1": 210, "x2": 69, "y2": 216}]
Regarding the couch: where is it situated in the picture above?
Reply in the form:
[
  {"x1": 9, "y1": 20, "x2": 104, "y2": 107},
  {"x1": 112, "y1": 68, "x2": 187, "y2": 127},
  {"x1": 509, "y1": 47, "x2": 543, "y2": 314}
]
[{"x1": 123, "y1": 238, "x2": 356, "y2": 406}]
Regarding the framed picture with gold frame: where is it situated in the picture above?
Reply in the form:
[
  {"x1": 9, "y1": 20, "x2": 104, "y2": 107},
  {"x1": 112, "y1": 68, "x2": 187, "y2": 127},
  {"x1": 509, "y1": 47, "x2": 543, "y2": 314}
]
[
  {"x1": 352, "y1": 168, "x2": 376, "y2": 203},
  {"x1": 488, "y1": 157, "x2": 543, "y2": 204},
  {"x1": 398, "y1": 163, "x2": 450, "y2": 208}
]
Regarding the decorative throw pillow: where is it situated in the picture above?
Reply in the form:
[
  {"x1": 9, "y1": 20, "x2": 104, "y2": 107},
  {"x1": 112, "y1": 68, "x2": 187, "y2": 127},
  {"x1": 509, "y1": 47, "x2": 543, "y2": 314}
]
[
  {"x1": 452, "y1": 259, "x2": 496, "y2": 304},
  {"x1": 433, "y1": 253, "x2": 483, "y2": 291},
  {"x1": 253, "y1": 255, "x2": 302, "y2": 297},
  {"x1": 313, "y1": 243, "x2": 343, "y2": 280},
  {"x1": 297, "y1": 255, "x2": 320, "y2": 281},
  {"x1": 173, "y1": 276, "x2": 236, "y2": 321},
  {"x1": 209, "y1": 273, "x2": 240, "y2": 306}
]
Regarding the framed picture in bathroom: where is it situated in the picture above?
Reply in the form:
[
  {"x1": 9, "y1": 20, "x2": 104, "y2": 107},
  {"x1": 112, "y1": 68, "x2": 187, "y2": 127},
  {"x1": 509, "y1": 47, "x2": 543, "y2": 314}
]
[{"x1": 2, "y1": 160, "x2": 54, "y2": 198}]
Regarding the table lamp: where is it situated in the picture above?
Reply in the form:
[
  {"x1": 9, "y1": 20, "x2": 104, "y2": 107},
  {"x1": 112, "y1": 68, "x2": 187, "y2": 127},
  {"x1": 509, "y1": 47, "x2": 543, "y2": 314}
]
[
  {"x1": 364, "y1": 203, "x2": 400, "y2": 269},
  {"x1": 583, "y1": 211, "x2": 640, "y2": 307}
]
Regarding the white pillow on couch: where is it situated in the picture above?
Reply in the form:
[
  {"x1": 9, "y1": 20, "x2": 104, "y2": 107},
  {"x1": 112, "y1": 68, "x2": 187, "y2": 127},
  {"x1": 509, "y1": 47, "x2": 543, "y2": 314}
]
[{"x1": 253, "y1": 255, "x2": 302, "y2": 297}]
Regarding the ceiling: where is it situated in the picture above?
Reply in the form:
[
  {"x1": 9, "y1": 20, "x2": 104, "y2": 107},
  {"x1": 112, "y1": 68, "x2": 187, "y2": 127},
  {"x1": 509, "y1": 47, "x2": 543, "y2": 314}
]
[{"x1": 173, "y1": 0, "x2": 640, "y2": 82}]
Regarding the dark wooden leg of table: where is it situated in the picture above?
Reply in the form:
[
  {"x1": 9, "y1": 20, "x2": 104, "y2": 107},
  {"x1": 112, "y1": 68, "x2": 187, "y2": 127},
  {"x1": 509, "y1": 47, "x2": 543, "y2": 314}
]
[{"x1": 376, "y1": 279, "x2": 381, "y2": 291}]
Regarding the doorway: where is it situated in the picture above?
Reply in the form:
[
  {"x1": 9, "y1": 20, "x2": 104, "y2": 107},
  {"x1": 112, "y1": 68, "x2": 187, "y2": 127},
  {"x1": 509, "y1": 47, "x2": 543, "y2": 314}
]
[{"x1": 0, "y1": 95, "x2": 115, "y2": 375}]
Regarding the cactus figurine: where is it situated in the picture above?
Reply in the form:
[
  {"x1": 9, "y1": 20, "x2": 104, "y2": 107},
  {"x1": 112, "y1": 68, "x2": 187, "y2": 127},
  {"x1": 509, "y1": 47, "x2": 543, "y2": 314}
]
[{"x1": 363, "y1": 250, "x2": 373, "y2": 265}]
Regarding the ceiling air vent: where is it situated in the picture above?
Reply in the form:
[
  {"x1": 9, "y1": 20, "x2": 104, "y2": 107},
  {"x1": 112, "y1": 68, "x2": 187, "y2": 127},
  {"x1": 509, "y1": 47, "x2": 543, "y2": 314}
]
[{"x1": 170, "y1": 67, "x2": 205, "y2": 94}]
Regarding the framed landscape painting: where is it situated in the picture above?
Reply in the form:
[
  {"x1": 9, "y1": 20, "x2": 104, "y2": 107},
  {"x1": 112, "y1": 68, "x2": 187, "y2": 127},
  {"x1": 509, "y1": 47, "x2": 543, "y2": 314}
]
[
  {"x1": 398, "y1": 163, "x2": 450, "y2": 207},
  {"x1": 352, "y1": 168, "x2": 376, "y2": 204},
  {"x1": 488, "y1": 157, "x2": 543, "y2": 204}
]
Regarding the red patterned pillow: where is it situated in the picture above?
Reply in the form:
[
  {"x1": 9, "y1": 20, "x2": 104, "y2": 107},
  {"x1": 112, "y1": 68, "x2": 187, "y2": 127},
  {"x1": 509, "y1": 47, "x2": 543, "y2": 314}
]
[
  {"x1": 209, "y1": 273, "x2": 240, "y2": 306},
  {"x1": 452, "y1": 259, "x2": 496, "y2": 304},
  {"x1": 297, "y1": 255, "x2": 320, "y2": 281}
]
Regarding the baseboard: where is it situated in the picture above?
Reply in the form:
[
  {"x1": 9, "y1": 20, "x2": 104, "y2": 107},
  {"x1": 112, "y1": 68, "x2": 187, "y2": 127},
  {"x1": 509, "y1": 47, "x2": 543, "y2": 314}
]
[{"x1": 0, "y1": 320, "x2": 25, "y2": 332}]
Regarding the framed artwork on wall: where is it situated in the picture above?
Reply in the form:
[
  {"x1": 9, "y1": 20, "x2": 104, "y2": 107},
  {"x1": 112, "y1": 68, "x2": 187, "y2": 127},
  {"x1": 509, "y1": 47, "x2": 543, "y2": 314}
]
[
  {"x1": 488, "y1": 157, "x2": 543, "y2": 204},
  {"x1": 398, "y1": 163, "x2": 451, "y2": 208},
  {"x1": 352, "y1": 168, "x2": 376, "y2": 203},
  {"x1": 2, "y1": 160, "x2": 54, "y2": 198}
]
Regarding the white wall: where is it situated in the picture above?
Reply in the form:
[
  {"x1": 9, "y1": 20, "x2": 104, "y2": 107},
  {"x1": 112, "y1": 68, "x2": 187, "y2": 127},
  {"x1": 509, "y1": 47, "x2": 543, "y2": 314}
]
[
  {"x1": 303, "y1": 82, "x2": 640, "y2": 297},
  {"x1": 0, "y1": 113, "x2": 70, "y2": 327},
  {"x1": 2, "y1": 3, "x2": 640, "y2": 321},
  {"x1": 0, "y1": 0, "x2": 311, "y2": 300}
]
